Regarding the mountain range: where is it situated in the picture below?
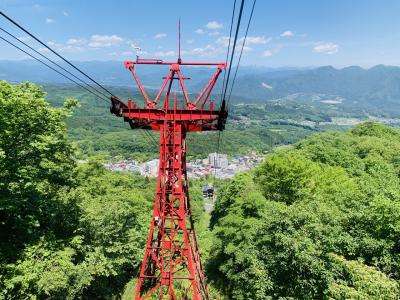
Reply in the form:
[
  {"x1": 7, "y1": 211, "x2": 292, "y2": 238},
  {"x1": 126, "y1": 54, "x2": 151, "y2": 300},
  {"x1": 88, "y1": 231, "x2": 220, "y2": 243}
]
[{"x1": 2, "y1": 60, "x2": 400, "y2": 114}]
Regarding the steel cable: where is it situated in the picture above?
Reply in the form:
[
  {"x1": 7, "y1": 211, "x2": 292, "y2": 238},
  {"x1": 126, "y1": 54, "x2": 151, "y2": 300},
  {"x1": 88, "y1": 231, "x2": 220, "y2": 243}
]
[
  {"x1": 0, "y1": 11, "x2": 116, "y2": 98},
  {"x1": 0, "y1": 35, "x2": 110, "y2": 103}
]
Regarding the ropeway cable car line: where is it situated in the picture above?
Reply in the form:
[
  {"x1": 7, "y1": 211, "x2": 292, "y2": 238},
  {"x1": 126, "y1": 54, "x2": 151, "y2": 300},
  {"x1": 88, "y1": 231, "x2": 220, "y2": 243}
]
[
  {"x1": 0, "y1": 35, "x2": 110, "y2": 104},
  {"x1": 0, "y1": 26, "x2": 111, "y2": 101},
  {"x1": 0, "y1": 10, "x2": 159, "y2": 148},
  {"x1": 0, "y1": 11, "x2": 115, "y2": 98}
]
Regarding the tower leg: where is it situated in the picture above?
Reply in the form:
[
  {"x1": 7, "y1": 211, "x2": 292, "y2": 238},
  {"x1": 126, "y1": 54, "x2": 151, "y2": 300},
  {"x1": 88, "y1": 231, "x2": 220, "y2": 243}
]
[{"x1": 135, "y1": 121, "x2": 208, "y2": 300}]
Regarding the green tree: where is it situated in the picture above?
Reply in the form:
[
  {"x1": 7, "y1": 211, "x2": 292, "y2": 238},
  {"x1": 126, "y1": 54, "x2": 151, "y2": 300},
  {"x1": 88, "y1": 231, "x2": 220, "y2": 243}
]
[
  {"x1": 0, "y1": 81, "x2": 78, "y2": 261},
  {"x1": 209, "y1": 122, "x2": 400, "y2": 299},
  {"x1": 0, "y1": 82, "x2": 155, "y2": 299}
]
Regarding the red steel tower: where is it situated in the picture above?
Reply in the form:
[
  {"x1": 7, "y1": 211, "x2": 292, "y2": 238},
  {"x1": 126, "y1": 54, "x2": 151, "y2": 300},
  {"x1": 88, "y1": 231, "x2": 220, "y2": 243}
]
[{"x1": 110, "y1": 46, "x2": 227, "y2": 298}]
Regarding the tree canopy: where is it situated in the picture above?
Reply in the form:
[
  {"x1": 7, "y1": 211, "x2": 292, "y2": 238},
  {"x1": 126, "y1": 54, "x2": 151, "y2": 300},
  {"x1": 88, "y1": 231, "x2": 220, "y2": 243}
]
[
  {"x1": 2, "y1": 81, "x2": 400, "y2": 299},
  {"x1": 209, "y1": 122, "x2": 400, "y2": 299},
  {"x1": 0, "y1": 81, "x2": 211, "y2": 299},
  {"x1": 0, "y1": 82, "x2": 155, "y2": 299}
]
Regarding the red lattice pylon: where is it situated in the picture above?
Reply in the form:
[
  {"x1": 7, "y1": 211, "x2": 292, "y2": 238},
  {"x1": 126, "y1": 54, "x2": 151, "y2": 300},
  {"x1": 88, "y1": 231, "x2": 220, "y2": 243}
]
[{"x1": 110, "y1": 57, "x2": 227, "y2": 299}]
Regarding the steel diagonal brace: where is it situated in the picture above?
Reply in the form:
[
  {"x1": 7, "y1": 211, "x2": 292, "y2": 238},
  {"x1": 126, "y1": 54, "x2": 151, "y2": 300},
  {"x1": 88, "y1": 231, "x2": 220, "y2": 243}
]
[
  {"x1": 194, "y1": 65, "x2": 224, "y2": 108},
  {"x1": 200, "y1": 67, "x2": 223, "y2": 109},
  {"x1": 153, "y1": 68, "x2": 175, "y2": 106},
  {"x1": 125, "y1": 62, "x2": 152, "y2": 107},
  {"x1": 175, "y1": 67, "x2": 194, "y2": 109}
]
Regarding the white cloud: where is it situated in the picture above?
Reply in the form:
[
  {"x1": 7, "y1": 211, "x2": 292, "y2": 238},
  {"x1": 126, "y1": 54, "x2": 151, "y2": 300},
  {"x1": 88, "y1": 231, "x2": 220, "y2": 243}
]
[
  {"x1": 263, "y1": 50, "x2": 273, "y2": 57},
  {"x1": 188, "y1": 44, "x2": 222, "y2": 57},
  {"x1": 18, "y1": 36, "x2": 32, "y2": 42},
  {"x1": 41, "y1": 34, "x2": 132, "y2": 54},
  {"x1": 130, "y1": 43, "x2": 141, "y2": 50},
  {"x1": 195, "y1": 21, "x2": 222, "y2": 36},
  {"x1": 58, "y1": 45, "x2": 85, "y2": 53},
  {"x1": 241, "y1": 36, "x2": 271, "y2": 45},
  {"x1": 122, "y1": 51, "x2": 134, "y2": 56},
  {"x1": 34, "y1": 40, "x2": 84, "y2": 53},
  {"x1": 238, "y1": 46, "x2": 253, "y2": 53},
  {"x1": 63, "y1": 11, "x2": 69, "y2": 17},
  {"x1": 187, "y1": 39, "x2": 195, "y2": 44},
  {"x1": 109, "y1": 52, "x2": 118, "y2": 56},
  {"x1": 206, "y1": 21, "x2": 223, "y2": 30},
  {"x1": 216, "y1": 36, "x2": 231, "y2": 47},
  {"x1": 67, "y1": 38, "x2": 86, "y2": 45},
  {"x1": 37, "y1": 47, "x2": 50, "y2": 53},
  {"x1": 88, "y1": 34, "x2": 124, "y2": 48},
  {"x1": 313, "y1": 42, "x2": 339, "y2": 54},
  {"x1": 154, "y1": 33, "x2": 167, "y2": 39},
  {"x1": 262, "y1": 82, "x2": 273, "y2": 89},
  {"x1": 188, "y1": 36, "x2": 252, "y2": 57},
  {"x1": 263, "y1": 48, "x2": 279, "y2": 57},
  {"x1": 216, "y1": 36, "x2": 270, "y2": 50},
  {"x1": 90, "y1": 35, "x2": 124, "y2": 43},
  {"x1": 154, "y1": 50, "x2": 176, "y2": 57},
  {"x1": 280, "y1": 31, "x2": 294, "y2": 37},
  {"x1": 45, "y1": 18, "x2": 54, "y2": 23}
]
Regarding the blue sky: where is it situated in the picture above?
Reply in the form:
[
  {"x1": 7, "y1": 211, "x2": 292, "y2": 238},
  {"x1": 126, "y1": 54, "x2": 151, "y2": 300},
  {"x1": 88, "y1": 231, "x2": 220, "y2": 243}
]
[{"x1": 2, "y1": 0, "x2": 400, "y2": 67}]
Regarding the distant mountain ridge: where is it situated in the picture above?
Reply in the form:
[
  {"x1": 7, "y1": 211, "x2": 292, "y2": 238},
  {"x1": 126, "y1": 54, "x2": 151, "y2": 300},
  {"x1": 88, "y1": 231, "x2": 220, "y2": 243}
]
[
  {"x1": 231, "y1": 64, "x2": 400, "y2": 101},
  {"x1": 2, "y1": 60, "x2": 400, "y2": 113},
  {"x1": 0, "y1": 60, "x2": 306, "y2": 89}
]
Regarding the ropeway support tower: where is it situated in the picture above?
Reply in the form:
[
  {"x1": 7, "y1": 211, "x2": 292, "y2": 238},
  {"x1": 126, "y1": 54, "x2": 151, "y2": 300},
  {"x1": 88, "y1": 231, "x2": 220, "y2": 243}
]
[
  {"x1": 110, "y1": 32, "x2": 227, "y2": 299},
  {"x1": 0, "y1": 7, "x2": 252, "y2": 299}
]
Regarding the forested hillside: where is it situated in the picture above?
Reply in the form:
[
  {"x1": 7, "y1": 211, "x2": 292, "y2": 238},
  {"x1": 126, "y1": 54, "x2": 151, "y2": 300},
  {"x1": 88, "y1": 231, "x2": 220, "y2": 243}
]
[
  {"x1": 42, "y1": 83, "x2": 396, "y2": 161},
  {"x1": 41, "y1": 84, "x2": 316, "y2": 160},
  {"x1": 0, "y1": 81, "x2": 149, "y2": 298},
  {"x1": 2, "y1": 81, "x2": 400, "y2": 299},
  {"x1": 0, "y1": 82, "x2": 207, "y2": 299},
  {"x1": 208, "y1": 122, "x2": 400, "y2": 299}
]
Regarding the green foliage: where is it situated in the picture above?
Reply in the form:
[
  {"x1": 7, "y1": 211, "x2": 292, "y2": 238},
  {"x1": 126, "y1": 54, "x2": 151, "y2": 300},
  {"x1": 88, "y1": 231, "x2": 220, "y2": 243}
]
[
  {"x1": 1, "y1": 157, "x2": 155, "y2": 299},
  {"x1": 0, "y1": 81, "x2": 214, "y2": 299},
  {"x1": 327, "y1": 254, "x2": 399, "y2": 299},
  {"x1": 0, "y1": 82, "x2": 155, "y2": 299},
  {"x1": 42, "y1": 84, "x2": 321, "y2": 160},
  {"x1": 209, "y1": 122, "x2": 400, "y2": 299},
  {"x1": 63, "y1": 97, "x2": 81, "y2": 110},
  {"x1": 0, "y1": 80, "x2": 77, "y2": 260},
  {"x1": 254, "y1": 152, "x2": 320, "y2": 204},
  {"x1": 4, "y1": 81, "x2": 400, "y2": 299}
]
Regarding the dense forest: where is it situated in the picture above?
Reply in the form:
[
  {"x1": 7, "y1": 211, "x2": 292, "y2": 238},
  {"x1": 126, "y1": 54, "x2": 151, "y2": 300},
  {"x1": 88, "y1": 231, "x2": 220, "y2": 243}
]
[
  {"x1": 0, "y1": 81, "x2": 151, "y2": 298},
  {"x1": 42, "y1": 84, "x2": 353, "y2": 161},
  {"x1": 208, "y1": 122, "x2": 400, "y2": 299},
  {"x1": 0, "y1": 81, "x2": 209, "y2": 299},
  {"x1": 2, "y1": 81, "x2": 400, "y2": 299}
]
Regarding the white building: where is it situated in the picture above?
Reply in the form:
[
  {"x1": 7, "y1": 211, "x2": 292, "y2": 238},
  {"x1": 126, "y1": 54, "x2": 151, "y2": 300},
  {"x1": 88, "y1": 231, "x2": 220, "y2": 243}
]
[
  {"x1": 208, "y1": 152, "x2": 229, "y2": 169},
  {"x1": 143, "y1": 159, "x2": 159, "y2": 176}
]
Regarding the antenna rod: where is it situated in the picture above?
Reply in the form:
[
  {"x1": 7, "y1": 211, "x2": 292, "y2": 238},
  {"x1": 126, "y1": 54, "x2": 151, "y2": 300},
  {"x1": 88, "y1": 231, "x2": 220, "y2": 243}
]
[{"x1": 178, "y1": 17, "x2": 181, "y2": 63}]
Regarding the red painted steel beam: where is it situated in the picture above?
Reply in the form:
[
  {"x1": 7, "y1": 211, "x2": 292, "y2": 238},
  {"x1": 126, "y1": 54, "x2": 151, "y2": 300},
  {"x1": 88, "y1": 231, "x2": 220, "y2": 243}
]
[
  {"x1": 127, "y1": 66, "x2": 152, "y2": 106},
  {"x1": 125, "y1": 60, "x2": 226, "y2": 66},
  {"x1": 122, "y1": 108, "x2": 220, "y2": 121},
  {"x1": 112, "y1": 53, "x2": 228, "y2": 299}
]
